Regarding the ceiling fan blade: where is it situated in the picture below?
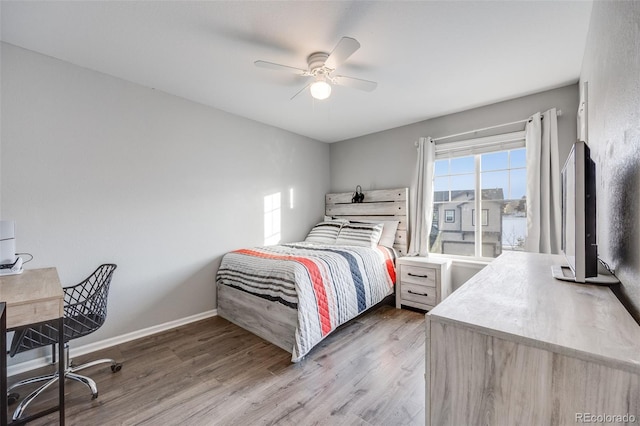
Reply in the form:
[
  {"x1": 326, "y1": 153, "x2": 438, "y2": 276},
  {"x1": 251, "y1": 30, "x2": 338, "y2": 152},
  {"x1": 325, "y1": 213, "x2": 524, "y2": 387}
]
[
  {"x1": 290, "y1": 83, "x2": 311, "y2": 100},
  {"x1": 325, "y1": 37, "x2": 360, "y2": 69},
  {"x1": 334, "y1": 75, "x2": 377, "y2": 92},
  {"x1": 254, "y1": 60, "x2": 307, "y2": 75}
]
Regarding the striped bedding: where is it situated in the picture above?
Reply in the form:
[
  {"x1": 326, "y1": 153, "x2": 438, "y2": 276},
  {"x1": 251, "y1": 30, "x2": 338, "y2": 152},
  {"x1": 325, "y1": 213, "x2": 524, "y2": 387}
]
[{"x1": 216, "y1": 242, "x2": 396, "y2": 361}]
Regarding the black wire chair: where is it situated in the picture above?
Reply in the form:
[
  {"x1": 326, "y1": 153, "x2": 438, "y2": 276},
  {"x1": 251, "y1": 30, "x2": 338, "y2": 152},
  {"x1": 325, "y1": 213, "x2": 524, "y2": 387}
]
[{"x1": 6, "y1": 264, "x2": 122, "y2": 420}]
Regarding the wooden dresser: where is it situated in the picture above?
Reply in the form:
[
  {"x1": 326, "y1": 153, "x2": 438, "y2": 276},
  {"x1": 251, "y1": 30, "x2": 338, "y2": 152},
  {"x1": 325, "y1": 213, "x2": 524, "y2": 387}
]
[
  {"x1": 426, "y1": 251, "x2": 640, "y2": 425},
  {"x1": 395, "y1": 256, "x2": 451, "y2": 311}
]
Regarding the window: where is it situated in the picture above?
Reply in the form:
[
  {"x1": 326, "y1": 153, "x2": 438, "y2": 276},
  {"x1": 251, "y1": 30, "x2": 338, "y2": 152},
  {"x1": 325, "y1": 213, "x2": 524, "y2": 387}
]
[
  {"x1": 431, "y1": 147, "x2": 526, "y2": 258},
  {"x1": 472, "y1": 209, "x2": 489, "y2": 226},
  {"x1": 444, "y1": 210, "x2": 455, "y2": 223}
]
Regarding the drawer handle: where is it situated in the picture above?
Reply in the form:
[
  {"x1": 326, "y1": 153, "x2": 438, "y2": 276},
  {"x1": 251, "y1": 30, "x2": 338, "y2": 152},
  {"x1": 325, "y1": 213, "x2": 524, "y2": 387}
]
[
  {"x1": 408, "y1": 273, "x2": 429, "y2": 278},
  {"x1": 408, "y1": 290, "x2": 429, "y2": 297}
]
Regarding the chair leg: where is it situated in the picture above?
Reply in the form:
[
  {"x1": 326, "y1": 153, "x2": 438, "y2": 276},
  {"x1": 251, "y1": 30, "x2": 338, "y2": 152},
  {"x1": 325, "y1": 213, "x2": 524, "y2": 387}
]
[
  {"x1": 8, "y1": 352, "x2": 122, "y2": 419},
  {"x1": 12, "y1": 376, "x2": 59, "y2": 421},
  {"x1": 7, "y1": 372, "x2": 57, "y2": 392},
  {"x1": 69, "y1": 358, "x2": 119, "y2": 373},
  {"x1": 65, "y1": 356, "x2": 123, "y2": 400},
  {"x1": 66, "y1": 372, "x2": 98, "y2": 399}
]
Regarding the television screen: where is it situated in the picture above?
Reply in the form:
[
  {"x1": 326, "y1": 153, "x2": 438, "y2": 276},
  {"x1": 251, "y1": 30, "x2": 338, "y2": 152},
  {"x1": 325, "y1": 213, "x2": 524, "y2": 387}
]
[
  {"x1": 562, "y1": 147, "x2": 577, "y2": 273},
  {"x1": 557, "y1": 141, "x2": 598, "y2": 282}
]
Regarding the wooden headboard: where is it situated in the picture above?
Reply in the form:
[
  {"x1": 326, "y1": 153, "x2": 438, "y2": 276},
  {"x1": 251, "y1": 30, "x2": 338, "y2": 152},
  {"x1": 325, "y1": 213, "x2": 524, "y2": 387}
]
[{"x1": 325, "y1": 188, "x2": 409, "y2": 256}]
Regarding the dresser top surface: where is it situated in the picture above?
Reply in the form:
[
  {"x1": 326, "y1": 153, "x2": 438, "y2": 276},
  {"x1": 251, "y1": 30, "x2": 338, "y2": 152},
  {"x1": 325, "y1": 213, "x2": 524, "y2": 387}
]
[{"x1": 429, "y1": 251, "x2": 640, "y2": 371}]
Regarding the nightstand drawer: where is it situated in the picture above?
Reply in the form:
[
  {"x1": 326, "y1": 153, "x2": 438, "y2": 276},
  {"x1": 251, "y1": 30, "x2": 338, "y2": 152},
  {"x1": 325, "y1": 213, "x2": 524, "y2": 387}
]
[
  {"x1": 395, "y1": 257, "x2": 451, "y2": 312},
  {"x1": 401, "y1": 283, "x2": 437, "y2": 306},
  {"x1": 401, "y1": 265, "x2": 437, "y2": 287}
]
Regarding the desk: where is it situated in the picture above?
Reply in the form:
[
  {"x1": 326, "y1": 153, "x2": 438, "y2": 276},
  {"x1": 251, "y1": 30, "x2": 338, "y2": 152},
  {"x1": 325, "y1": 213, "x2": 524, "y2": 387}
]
[
  {"x1": 1, "y1": 268, "x2": 65, "y2": 426},
  {"x1": 1, "y1": 302, "x2": 6, "y2": 426}
]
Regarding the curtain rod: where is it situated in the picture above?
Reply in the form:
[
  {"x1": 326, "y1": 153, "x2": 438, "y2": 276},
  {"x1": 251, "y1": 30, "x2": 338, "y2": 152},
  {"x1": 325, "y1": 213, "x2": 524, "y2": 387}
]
[{"x1": 428, "y1": 109, "x2": 563, "y2": 144}]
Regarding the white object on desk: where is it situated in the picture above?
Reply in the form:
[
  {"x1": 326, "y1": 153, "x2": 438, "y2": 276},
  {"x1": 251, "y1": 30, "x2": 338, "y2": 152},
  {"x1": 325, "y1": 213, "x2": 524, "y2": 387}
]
[
  {"x1": 0, "y1": 220, "x2": 16, "y2": 265},
  {"x1": 0, "y1": 221, "x2": 23, "y2": 276},
  {"x1": 395, "y1": 256, "x2": 452, "y2": 311},
  {"x1": 0, "y1": 257, "x2": 23, "y2": 277}
]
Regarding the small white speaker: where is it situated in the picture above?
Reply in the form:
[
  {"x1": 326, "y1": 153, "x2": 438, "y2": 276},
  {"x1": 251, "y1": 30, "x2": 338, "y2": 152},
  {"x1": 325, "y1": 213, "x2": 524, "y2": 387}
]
[{"x1": 0, "y1": 220, "x2": 17, "y2": 265}]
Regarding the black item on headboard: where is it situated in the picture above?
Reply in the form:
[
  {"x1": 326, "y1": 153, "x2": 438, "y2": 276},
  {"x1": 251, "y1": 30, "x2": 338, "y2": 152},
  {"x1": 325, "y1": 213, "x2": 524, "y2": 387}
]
[{"x1": 352, "y1": 185, "x2": 364, "y2": 203}]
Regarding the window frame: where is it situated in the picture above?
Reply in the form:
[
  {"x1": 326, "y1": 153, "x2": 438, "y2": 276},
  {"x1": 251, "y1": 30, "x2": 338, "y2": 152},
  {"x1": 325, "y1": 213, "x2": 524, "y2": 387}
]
[
  {"x1": 444, "y1": 209, "x2": 456, "y2": 223},
  {"x1": 472, "y1": 209, "x2": 489, "y2": 226},
  {"x1": 430, "y1": 132, "x2": 526, "y2": 261}
]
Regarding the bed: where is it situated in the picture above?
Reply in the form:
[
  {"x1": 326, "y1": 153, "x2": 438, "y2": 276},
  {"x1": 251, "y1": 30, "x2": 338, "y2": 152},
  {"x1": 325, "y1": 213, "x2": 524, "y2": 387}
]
[{"x1": 216, "y1": 188, "x2": 408, "y2": 361}]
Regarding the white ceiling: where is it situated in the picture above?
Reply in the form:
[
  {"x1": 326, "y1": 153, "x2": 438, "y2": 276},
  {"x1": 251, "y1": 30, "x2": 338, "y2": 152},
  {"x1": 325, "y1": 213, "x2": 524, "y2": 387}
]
[{"x1": 0, "y1": 1, "x2": 592, "y2": 143}]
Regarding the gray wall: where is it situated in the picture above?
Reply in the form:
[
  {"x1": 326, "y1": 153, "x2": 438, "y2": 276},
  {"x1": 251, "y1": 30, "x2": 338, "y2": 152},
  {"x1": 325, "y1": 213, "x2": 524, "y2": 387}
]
[
  {"x1": 330, "y1": 84, "x2": 579, "y2": 193},
  {"x1": 330, "y1": 84, "x2": 579, "y2": 289},
  {"x1": 1, "y1": 43, "x2": 330, "y2": 361},
  {"x1": 580, "y1": 1, "x2": 640, "y2": 322}
]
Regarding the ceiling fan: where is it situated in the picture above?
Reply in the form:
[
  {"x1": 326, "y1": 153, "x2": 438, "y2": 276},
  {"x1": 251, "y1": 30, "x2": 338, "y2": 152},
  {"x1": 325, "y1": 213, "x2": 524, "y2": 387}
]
[{"x1": 254, "y1": 36, "x2": 377, "y2": 101}]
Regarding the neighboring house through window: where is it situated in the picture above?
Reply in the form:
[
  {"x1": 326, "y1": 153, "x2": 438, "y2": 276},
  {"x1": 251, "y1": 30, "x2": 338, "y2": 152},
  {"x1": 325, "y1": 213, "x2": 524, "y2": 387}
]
[{"x1": 430, "y1": 145, "x2": 527, "y2": 259}]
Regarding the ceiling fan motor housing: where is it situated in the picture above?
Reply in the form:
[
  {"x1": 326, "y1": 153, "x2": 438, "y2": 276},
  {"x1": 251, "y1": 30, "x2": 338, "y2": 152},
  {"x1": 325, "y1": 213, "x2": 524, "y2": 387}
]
[{"x1": 307, "y1": 52, "x2": 331, "y2": 74}]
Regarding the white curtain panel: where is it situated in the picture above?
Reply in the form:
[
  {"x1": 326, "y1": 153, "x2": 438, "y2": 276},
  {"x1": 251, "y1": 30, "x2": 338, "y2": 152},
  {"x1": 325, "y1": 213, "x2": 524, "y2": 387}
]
[
  {"x1": 525, "y1": 108, "x2": 562, "y2": 254},
  {"x1": 408, "y1": 137, "x2": 436, "y2": 256}
]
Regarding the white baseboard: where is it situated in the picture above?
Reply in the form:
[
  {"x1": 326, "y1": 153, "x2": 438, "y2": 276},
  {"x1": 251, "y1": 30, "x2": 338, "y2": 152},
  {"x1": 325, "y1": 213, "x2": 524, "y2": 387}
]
[{"x1": 8, "y1": 309, "x2": 218, "y2": 377}]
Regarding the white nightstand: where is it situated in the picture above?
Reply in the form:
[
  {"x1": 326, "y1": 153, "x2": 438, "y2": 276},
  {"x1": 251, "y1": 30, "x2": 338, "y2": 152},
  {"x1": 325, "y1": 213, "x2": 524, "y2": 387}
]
[{"x1": 395, "y1": 256, "x2": 452, "y2": 311}]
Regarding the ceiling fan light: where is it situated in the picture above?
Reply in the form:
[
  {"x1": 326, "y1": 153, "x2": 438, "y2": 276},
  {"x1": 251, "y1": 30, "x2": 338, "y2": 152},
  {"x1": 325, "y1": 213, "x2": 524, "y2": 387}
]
[{"x1": 310, "y1": 80, "x2": 332, "y2": 100}]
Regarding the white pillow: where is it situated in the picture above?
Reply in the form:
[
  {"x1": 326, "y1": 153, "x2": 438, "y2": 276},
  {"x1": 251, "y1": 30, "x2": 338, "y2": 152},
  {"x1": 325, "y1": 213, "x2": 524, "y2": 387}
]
[
  {"x1": 324, "y1": 215, "x2": 349, "y2": 224},
  {"x1": 305, "y1": 221, "x2": 343, "y2": 244},
  {"x1": 335, "y1": 222, "x2": 384, "y2": 248},
  {"x1": 354, "y1": 220, "x2": 399, "y2": 248}
]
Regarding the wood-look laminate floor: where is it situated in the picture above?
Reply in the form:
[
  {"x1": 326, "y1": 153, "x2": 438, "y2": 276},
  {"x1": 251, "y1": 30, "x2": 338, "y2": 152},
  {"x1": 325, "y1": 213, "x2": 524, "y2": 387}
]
[{"x1": 6, "y1": 301, "x2": 426, "y2": 426}]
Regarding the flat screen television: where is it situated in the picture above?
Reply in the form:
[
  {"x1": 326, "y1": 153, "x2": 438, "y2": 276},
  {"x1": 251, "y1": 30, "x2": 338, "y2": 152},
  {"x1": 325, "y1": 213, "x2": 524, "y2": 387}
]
[{"x1": 552, "y1": 140, "x2": 617, "y2": 284}]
